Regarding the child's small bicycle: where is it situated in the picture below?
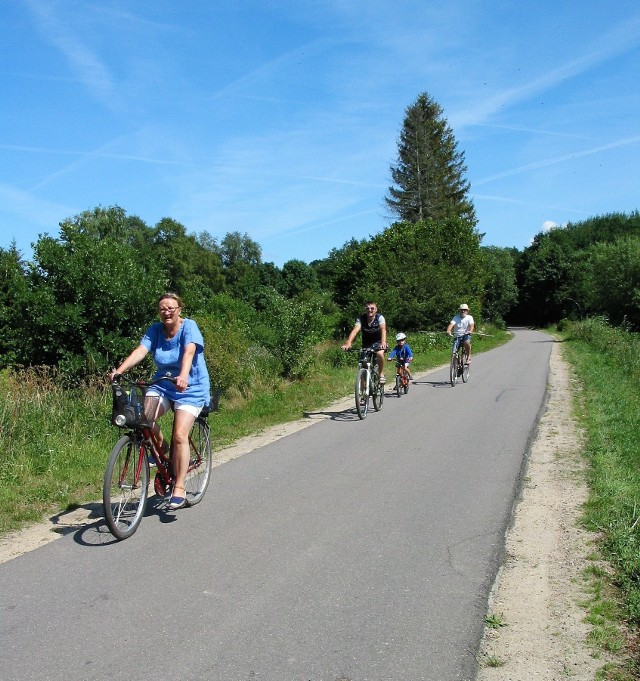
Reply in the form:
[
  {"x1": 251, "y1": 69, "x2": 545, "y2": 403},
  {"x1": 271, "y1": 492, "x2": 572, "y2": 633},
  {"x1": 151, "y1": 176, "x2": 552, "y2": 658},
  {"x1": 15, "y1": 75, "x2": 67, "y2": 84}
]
[
  {"x1": 394, "y1": 359, "x2": 411, "y2": 398},
  {"x1": 103, "y1": 375, "x2": 213, "y2": 540}
]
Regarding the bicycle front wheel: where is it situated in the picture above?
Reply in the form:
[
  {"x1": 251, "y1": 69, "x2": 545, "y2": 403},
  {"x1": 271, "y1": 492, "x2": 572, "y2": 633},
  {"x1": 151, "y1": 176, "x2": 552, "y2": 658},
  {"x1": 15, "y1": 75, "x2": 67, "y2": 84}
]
[
  {"x1": 355, "y1": 367, "x2": 369, "y2": 419},
  {"x1": 373, "y1": 373, "x2": 384, "y2": 411},
  {"x1": 103, "y1": 435, "x2": 149, "y2": 540},
  {"x1": 395, "y1": 374, "x2": 402, "y2": 398},
  {"x1": 184, "y1": 418, "x2": 212, "y2": 506},
  {"x1": 450, "y1": 354, "x2": 458, "y2": 386}
]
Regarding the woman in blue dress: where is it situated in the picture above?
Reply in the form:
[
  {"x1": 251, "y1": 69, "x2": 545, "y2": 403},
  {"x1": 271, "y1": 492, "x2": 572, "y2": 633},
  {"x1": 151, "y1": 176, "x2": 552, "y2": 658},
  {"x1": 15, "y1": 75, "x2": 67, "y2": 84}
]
[{"x1": 111, "y1": 293, "x2": 210, "y2": 510}]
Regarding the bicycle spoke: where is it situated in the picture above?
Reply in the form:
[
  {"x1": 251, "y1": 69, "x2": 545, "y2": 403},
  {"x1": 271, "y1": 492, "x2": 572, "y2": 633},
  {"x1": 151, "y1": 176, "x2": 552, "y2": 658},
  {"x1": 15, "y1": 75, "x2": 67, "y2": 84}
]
[
  {"x1": 184, "y1": 418, "x2": 212, "y2": 506},
  {"x1": 355, "y1": 367, "x2": 369, "y2": 419},
  {"x1": 103, "y1": 436, "x2": 149, "y2": 540}
]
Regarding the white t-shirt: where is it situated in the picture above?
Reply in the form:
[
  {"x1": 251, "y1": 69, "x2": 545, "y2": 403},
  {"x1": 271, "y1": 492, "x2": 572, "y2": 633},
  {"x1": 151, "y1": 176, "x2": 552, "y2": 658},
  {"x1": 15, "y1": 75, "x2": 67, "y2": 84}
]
[{"x1": 450, "y1": 314, "x2": 474, "y2": 337}]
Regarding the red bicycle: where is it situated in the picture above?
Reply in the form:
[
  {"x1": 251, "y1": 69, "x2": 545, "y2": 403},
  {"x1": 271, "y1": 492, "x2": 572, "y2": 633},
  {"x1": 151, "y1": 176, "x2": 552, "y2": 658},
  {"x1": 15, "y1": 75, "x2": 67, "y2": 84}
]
[
  {"x1": 394, "y1": 358, "x2": 411, "y2": 397},
  {"x1": 103, "y1": 376, "x2": 213, "y2": 540}
]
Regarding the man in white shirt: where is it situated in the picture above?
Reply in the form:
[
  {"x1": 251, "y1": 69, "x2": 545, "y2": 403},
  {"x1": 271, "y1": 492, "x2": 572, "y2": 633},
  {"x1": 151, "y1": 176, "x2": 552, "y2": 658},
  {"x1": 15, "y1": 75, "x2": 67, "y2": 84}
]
[{"x1": 446, "y1": 303, "x2": 475, "y2": 364}]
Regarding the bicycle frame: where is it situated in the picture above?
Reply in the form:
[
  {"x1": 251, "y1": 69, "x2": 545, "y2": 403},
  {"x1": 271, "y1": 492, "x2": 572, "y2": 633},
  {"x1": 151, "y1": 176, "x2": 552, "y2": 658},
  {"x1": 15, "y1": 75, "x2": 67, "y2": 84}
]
[
  {"x1": 359, "y1": 348, "x2": 377, "y2": 390},
  {"x1": 450, "y1": 336, "x2": 470, "y2": 386},
  {"x1": 104, "y1": 376, "x2": 213, "y2": 539},
  {"x1": 395, "y1": 359, "x2": 410, "y2": 396},
  {"x1": 145, "y1": 416, "x2": 210, "y2": 495},
  {"x1": 353, "y1": 346, "x2": 384, "y2": 419}
]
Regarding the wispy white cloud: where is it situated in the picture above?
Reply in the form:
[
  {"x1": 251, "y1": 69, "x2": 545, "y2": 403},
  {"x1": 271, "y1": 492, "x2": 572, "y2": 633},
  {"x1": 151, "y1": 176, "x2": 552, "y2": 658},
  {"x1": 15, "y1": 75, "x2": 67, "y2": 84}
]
[
  {"x1": 474, "y1": 135, "x2": 640, "y2": 186},
  {"x1": 473, "y1": 193, "x2": 590, "y2": 216},
  {"x1": 454, "y1": 12, "x2": 640, "y2": 128},
  {"x1": 0, "y1": 143, "x2": 188, "y2": 166},
  {"x1": 296, "y1": 175, "x2": 387, "y2": 189},
  {"x1": 472, "y1": 123, "x2": 590, "y2": 140},
  {"x1": 24, "y1": 0, "x2": 123, "y2": 110},
  {"x1": 207, "y1": 39, "x2": 333, "y2": 102},
  {"x1": 0, "y1": 183, "x2": 73, "y2": 233}
]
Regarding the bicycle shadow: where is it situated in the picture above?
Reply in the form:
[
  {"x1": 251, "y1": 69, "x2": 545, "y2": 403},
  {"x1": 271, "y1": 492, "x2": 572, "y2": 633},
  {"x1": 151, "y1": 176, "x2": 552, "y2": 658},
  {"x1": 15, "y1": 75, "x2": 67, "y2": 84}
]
[
  {"x1": 54, "y1": 494, "x2": 181, "y2": 547},
  {"x1": 45, "y1": 503, "x2": 119, "y2": 547},
  {"x1": 412, "y1": 379, "x2": 451, "y2": 389},
  {"x1": 303, "y1": 406, "x2": 363, "y2": 422}
]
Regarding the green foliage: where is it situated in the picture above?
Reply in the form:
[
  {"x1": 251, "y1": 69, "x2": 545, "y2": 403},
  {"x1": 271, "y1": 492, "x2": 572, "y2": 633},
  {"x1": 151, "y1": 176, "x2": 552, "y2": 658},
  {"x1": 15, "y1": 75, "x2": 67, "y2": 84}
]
[
  {"x1": 0, "y1": 244, "x2": 30, "y2": 366},
  {"x1": 310, "y1": 238, "x2": 364, "y2": 292},
  {"x1": 149, "y1": 218, "x2": 226, "y2": 312},
  {"x1": 281, "y1": 259, "x2": 321, "y2": 298},
  {"x1": 385, "y1": 92, "x2": 476, "y2": 225},
  {"x1": 259, "y1": 289, "x2": 327, "y2": 379},
  {"x1": 8, "y1": 211, "x2": 166, "y2": 375},
  {"x1": 582, "y1": 236, "x2": 640, "y2": 328},
  {"x1": 517, "y1": 235, "x2": 573, "y2": 325},
  {"x1": 220, "y1": 230, "x2": 262, "y2": 297},
  {"x1": 480, "y1": 246, "x2": 518, "y2": 325},
  {"x1": 513, "y1": 211, "x2": 640, "y2": 327},
  {"x1": 332, "y1": 217, "x2": 484, "y2": 331}
]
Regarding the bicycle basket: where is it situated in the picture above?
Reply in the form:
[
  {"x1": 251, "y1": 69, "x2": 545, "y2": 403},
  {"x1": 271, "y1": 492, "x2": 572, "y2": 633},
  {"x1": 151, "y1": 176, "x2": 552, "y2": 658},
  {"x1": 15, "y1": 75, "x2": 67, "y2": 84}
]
[{"x1": 111, "y1": 383, "x2": 157, "y2": 428}]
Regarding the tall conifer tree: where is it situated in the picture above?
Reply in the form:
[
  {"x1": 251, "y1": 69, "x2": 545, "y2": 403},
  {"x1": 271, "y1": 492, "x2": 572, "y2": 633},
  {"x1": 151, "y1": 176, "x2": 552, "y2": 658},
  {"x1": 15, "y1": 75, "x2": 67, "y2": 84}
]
[{"x1": 386, "y1": 92, "x2": 476, "y2": 225}]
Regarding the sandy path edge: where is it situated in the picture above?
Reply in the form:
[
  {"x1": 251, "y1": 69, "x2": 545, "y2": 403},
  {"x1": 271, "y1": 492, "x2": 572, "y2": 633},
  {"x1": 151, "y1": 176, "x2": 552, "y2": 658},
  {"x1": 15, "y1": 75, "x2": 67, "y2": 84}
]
[{"x1": 475, "y1": 340, "x2": 608, "y2": 680}]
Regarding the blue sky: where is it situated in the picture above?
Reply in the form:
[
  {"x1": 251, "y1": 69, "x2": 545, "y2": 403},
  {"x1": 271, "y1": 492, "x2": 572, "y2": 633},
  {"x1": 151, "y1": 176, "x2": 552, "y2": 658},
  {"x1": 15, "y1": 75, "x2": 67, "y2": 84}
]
[{"x1": 2, "y1": 1, "x2": 639, "y2": 266}]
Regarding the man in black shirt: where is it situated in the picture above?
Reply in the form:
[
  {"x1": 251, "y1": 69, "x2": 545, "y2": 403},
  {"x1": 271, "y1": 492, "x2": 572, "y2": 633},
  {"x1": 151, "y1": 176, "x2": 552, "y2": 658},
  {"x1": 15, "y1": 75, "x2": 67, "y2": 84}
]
[{"x1": 342, "y1": 300, "x2": 388, "y2": 383}]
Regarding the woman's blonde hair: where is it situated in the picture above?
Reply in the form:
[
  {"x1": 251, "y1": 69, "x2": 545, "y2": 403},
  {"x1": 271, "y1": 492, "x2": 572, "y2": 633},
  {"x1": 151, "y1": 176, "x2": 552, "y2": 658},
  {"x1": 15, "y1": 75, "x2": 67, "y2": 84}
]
[{"x1": 158, "y1": 292, "x2": 184, "y2": 308}]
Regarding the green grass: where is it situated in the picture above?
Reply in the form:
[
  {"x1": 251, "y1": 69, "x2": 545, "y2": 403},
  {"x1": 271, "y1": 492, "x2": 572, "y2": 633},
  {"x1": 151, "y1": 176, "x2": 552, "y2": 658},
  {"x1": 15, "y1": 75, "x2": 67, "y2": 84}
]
[
  {"x1": 484, "y1": 613, "x2": 508, "y2": 629},
  {"x1": 559, "y1": 318, "x2": 640, "y2": 678},
  {"x1": 0, "y1": 328, "x2": 509, "y2": 534},
  {"x1": 479, "y1": 653, "x2": 507, "y2": 668}
]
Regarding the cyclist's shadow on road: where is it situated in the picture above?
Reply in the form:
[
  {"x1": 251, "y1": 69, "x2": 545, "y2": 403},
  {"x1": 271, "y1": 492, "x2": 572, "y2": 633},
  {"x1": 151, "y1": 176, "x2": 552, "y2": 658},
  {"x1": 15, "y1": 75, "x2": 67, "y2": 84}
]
[
  {"x1": 413, "y1": 379, "x2": 451, "y2": 388},
  {"x1": 60, "y1": 495, "x2": 180, "y2": 547},
  {"x1": 303, "y1": 407, "x2": 366, "y2": 422}
]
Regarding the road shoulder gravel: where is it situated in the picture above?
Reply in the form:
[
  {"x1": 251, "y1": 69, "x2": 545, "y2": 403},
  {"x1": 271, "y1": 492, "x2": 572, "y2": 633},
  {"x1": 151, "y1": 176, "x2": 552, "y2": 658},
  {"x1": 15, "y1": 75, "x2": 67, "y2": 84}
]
[{"x1": 476, "y1": 340, "x2": 608, "y2": 679}]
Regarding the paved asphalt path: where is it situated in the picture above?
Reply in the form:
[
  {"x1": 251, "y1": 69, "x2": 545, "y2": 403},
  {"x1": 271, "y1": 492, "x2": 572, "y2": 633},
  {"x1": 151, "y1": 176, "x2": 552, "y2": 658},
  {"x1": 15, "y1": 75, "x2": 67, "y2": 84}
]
[{"x1": 0, "y1": 329, "x2": 552, "y2": 681}]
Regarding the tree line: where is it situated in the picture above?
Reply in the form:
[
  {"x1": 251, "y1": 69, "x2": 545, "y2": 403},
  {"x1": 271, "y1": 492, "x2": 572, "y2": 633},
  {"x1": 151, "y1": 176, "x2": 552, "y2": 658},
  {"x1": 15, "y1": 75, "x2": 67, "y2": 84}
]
[{"x1": 1, "y1": 91, "x2": 637, "y2": 388}]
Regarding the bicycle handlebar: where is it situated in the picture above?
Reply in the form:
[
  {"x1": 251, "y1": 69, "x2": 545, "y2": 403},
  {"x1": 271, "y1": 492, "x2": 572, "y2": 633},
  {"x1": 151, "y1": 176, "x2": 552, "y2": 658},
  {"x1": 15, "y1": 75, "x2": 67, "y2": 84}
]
[
  {"x1": 111, "y1": 373, "x2": 178, "y2": 386},
  {"x1": 343, "y1": 344, "x2": 387, "y2": 352}
]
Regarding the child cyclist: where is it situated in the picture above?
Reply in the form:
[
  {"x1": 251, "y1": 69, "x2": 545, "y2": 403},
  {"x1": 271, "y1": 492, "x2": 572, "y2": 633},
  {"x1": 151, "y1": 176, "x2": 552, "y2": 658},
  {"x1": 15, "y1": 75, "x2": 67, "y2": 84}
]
[{"x1": 388, "y1": 332, "x2": 413, "y2": 380}]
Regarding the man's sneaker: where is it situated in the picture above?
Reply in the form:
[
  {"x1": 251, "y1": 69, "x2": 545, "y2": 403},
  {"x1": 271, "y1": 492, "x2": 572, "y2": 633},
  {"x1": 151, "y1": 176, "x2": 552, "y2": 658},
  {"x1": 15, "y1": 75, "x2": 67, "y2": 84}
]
[{"x1": 379, "y1": 375, "x2": 386, "y2": 384}]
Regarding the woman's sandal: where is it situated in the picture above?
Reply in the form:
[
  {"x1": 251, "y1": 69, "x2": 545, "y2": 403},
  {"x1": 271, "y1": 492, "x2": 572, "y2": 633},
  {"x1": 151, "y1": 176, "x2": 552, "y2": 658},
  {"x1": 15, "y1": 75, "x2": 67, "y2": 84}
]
[{"x1": 169, "y1": 486, "x2": 186, "y2": 510}]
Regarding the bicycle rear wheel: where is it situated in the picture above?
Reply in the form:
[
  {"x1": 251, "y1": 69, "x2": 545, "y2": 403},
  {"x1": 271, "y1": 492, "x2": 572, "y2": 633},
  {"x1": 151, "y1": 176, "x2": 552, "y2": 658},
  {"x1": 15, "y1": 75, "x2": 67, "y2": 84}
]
[
  {"x1": 355, "y1": 367, "x2": 369, "y2": 419},
  {"x1": 103, "y1": 435, "x2": 149, "y2": 540},
  {"x1": 373, "y1": 373, "x2": 384, "y2": 411},
  {"x1": 450, "y1": 354, "x2": 458, "y2": 386},
  {"x1": 462, "y1": 360, "x2": 470, "y2": 383},
  {"x1": 184, "y1": 418, "x2": 212, "y2": 506}
]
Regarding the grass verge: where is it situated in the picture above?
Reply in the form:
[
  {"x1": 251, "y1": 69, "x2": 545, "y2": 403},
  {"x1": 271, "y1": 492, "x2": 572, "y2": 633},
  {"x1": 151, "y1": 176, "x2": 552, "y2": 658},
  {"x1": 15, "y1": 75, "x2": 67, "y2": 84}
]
[{"x1": 560, "y1": 318, "x2": 640, "y2": 678}]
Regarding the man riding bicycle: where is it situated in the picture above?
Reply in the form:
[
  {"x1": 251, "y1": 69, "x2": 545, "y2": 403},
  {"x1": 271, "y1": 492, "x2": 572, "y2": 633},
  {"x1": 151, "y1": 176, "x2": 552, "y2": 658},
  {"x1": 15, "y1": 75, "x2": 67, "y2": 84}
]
[
  {"x1": 342, "y1": 300, "x2": 388, "y2": 383},
  {"x1": 446, "y1": 303, "x2": 475, "y2": 364}
]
